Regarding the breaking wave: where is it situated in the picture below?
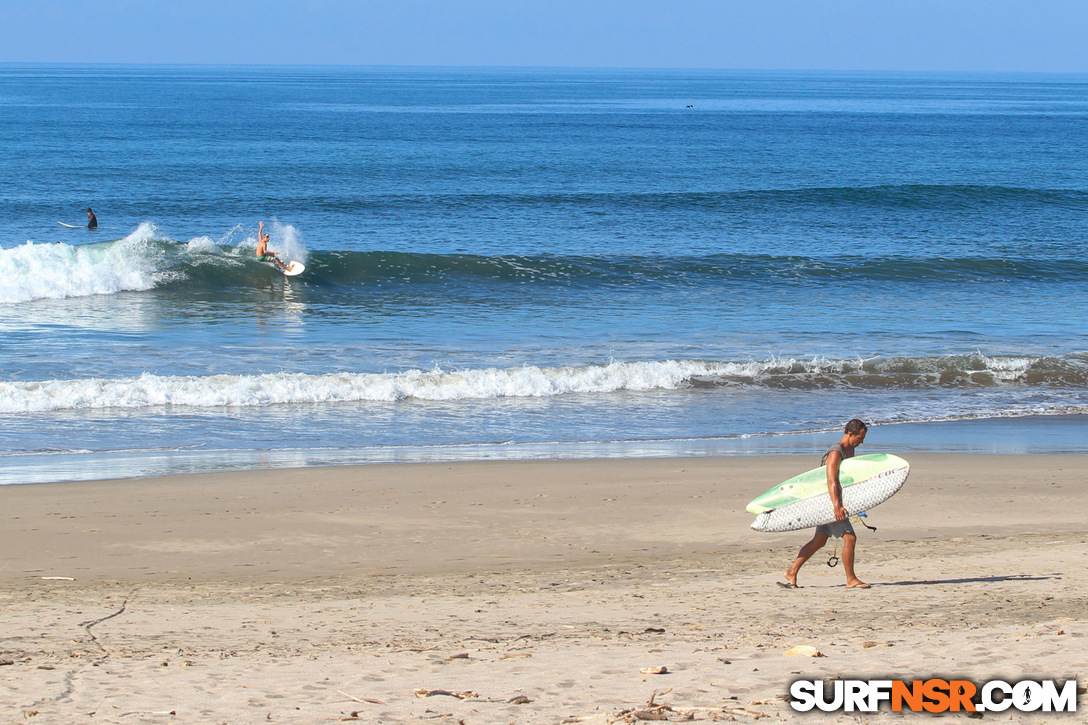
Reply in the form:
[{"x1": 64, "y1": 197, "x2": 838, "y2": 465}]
[
  {"x1": 3, "y1": 353, "x2": 1085, "y2": 414},
  {"x1": 0, "y1": 221, "x2": 309, "y2": 304}
]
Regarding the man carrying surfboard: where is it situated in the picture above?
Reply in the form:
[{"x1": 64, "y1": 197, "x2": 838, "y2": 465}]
[
  {"x1": 256, "y1": 221, "x2": 287, "y2": 271},
  {"x1": 783, "y1": 419, "x2": 871, "y2": 589}
]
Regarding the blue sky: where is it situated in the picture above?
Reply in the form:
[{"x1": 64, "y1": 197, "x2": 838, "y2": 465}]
[{"x1": 2, "y1": 0, "x2": 1086, "y2": 72}]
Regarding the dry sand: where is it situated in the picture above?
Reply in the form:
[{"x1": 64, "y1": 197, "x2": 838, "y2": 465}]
[{"x1": 0, "y1": 454, "x2": 1085, "y2": 723}]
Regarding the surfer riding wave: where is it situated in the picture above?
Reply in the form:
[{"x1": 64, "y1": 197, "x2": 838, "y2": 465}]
[{"x1": 256, "y1": 221, "x2": 288, "y2": 271}]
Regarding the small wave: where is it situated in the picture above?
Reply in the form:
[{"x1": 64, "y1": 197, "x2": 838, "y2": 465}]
[
  {"x1": 2, "y1": 354, "x2": 1085, "y2": 414},
  {"x1": 0, "y1": 221, "x2": 309, "y2": 304},
  {"x1": 698, "y1": 353, "x2": 1088, "y2": 389},
  {"x1": 4, "y1": 224, "x2": 1085, "y2": 304},
  {"x1": 263, "y1": 250, "x2": 1088, "y2": 288}
]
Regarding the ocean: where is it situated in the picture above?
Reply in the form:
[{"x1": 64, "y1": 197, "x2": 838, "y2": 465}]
[{"x1": 2, "y1": 65, "x2": 1087, "y2": 485}]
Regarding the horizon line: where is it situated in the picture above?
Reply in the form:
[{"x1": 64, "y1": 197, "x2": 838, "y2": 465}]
[{"x1": 2, "y1": 61, "x2": 1087, "y2": 77}]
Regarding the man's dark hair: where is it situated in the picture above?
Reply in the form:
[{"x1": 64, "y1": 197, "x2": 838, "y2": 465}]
[{"x1": 844, "y1": 419, "x2": 868, "y2": 434}]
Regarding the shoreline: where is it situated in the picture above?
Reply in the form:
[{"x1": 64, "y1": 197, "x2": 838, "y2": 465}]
[
  {"x1": 1, "y1": 454, "x2": 1086, "y2": 723},
  {"x1": 4, "y1": 413, "x2": 1088, "y2": 488}
]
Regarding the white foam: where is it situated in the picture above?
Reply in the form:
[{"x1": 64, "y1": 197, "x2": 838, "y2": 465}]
[
  {"x1": 183, "y1": 236, "x2": 223, "y2": 254},
  {"x1": 0, "y1": 222, "x2": 168, "y2": 304},
  {"x1": 0, "y1": 360, "x2": 720, "y2": 413},
  {"x1": 1, "y1": 355, "x2": 1082, "y2": 414},
  {"x1": 240, "y1": 220, "x2": 308, "y2": 263},
  {"x1": 0, "y1": 221, "x2": 310, "y2": 304}
]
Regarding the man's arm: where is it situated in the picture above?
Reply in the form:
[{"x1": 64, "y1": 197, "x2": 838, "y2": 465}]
[{"x1": 826, "y1": 449, "x2": 848, "y2": 521}]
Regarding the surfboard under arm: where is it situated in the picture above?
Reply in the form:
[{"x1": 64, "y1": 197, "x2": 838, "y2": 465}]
[{"x1": 746, "y1": 453, "x2": 910, "y2": 532}]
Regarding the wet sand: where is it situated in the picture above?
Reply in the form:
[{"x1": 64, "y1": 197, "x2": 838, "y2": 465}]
[{"x1": 1, "y1": 454, "x2": 1085, "y2": 723}]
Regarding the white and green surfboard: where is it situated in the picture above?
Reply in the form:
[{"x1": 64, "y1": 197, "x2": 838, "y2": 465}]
[{"x1": 746, "y1": 453, "x2": 910, "y2": 533}]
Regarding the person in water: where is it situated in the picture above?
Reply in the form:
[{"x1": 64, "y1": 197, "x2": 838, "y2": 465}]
[
  {"x1": 86, "y1": 208, "x2": 98, "y2": 229},
  {"x1": 783, "y1": 418, "x2": 871, "y2": 589},
  {"x1": 255, "y1": 221, "x2": 287, "y2": 271}
]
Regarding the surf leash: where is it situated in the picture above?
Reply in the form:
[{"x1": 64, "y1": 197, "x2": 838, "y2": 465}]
[
  {"x1": 827, "y1": 513, "x2": 877, "y2": 568},
  {"x1": 854, "y1": 511, "x2": 877, "y2": 532},
  {"x1": 827, "y1": 539, "x2": 840, "y2": 568}
]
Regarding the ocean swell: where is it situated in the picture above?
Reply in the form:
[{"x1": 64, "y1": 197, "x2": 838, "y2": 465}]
[{"x1": 5, "y1": 228, "x2": 1086, "y2": 305}]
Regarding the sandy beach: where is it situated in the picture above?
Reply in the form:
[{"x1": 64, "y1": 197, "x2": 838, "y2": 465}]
[{"x1": 1, "y1": 454, "x2": 1085, "y2": 723}]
